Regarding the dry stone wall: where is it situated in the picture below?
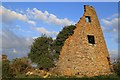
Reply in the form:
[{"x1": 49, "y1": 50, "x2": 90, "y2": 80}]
[{"x1": 55, "y1": 5, "x2": 112, "y2": 77}]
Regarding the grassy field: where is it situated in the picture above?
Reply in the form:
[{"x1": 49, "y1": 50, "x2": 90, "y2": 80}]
[{"x1": 2, "y1": 73, "x2": 120, "y2": 80}]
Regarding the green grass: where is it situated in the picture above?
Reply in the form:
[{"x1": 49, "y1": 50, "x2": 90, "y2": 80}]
[
  {"x1": 2, "y1": 73, "x2": 120, "y2": 80},
  {"x1": 48, "y1": 73, "x2": 120, "y2": 80}
]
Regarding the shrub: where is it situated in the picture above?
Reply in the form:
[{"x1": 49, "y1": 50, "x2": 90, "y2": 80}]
[
  {"x1": 2, "y1": 60, "x2": 14, "y2": 78},
  {"x1": 113, "y1": 58, "x2": 120, "y2": 76},
  {"x1": 28, "y1": 35, "x2": 55, "y2": 70}
]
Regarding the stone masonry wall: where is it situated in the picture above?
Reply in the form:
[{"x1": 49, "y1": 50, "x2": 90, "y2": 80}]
[{"x1": 55, "y1": 5, "x2": 112, "y2": 77}]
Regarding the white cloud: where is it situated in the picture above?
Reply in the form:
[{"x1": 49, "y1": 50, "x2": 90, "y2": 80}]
[
  {"x1": 101, "y1": 14, "x2": 119, "y2": 33},
  {"x1": 33, "y1": 27, "x2": 58, "y2": 37},
  {"x1": 106, "y1": 13, "x2": 118, "y2": 20},
  {"x1": 0, "y1": 6, "x2": 36, "y2": 26},
  {"x1": 13, "y1": 48, "x2": 17, "y2": 53},
  {"x1": 27, "y1": 20, "x2": 36, "y2": 26},
  {"x1": 101, "y1": 13, "x2": 119, "y2": 43},
  {"x1": 1, "y1": 27, "x2": 33, "y2": 49},
  {"x1": 27, "y1": 8, "x2": 75, "y2": 26},
  {"x1": 14, "y1": 25, "x2": 32, "y2": 33},
  {"x1": 1, "y1": 27, "x2": 34, "y2": 60}
]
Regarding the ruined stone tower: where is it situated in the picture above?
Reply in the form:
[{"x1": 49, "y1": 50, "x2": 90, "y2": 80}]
[{"x1": 55, "y1": 5, "x2": 112, "y2": 77}]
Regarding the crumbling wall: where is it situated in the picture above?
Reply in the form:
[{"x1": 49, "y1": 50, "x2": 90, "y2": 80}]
[{"x1": 55, "y1": 5, "x2": 112, "y2": 77}]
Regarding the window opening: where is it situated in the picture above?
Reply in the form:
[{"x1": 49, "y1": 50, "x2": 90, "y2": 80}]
[
  {"x1": 85, "y1": 16, "x2": 91, "y2": 22},
  {"x1": 87, "y1": 35, "x2": 95, "y2": 44}
]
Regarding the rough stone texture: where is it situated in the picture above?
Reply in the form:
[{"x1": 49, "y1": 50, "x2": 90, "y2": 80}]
[
  {"x1": 2, "y1": 54, "x2": 7, "y2": 61},
  {"x1": 55, "y1": 5, "x2": 112, "y2": 77}
]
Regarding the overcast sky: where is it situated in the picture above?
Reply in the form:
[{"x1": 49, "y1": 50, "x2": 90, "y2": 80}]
[{"x1": 0, "y1": 2, "x2": 119, "y2": 61}]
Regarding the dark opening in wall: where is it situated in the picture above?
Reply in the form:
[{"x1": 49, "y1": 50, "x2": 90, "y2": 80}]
[
  {"x1": 85, "y1": 16, "x2": 91, "y2": 22},
  {"x1": 107, "y1": 57, "x2": 111, "y2": 65},
  {"x1": 87, "y1": 35, "x2": 95, "y2": 44}
]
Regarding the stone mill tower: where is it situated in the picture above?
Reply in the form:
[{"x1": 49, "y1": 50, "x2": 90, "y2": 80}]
[{"x1": 55, "y1": 5, "x2": 112, "y2": 77}]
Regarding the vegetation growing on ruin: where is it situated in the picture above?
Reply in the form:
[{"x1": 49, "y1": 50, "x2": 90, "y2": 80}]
[{"x1": 53, "y1": 25, "x2": 76, "y2": 55}]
